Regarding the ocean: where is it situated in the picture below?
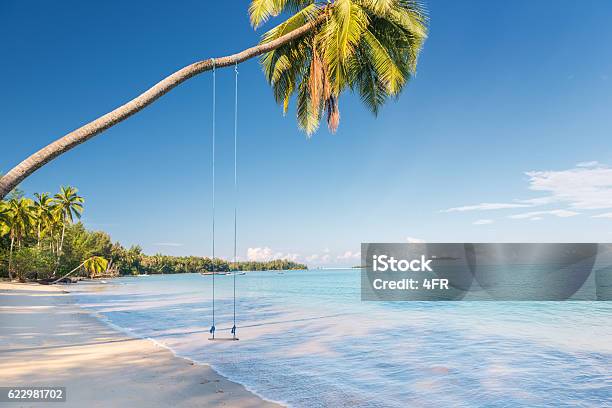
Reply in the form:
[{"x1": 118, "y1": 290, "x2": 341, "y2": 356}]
[{"x1": 69, "y1": 270, "x2": 612, "y2": 407}]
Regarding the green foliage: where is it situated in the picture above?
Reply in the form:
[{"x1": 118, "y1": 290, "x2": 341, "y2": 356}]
[
  {"x1": 5, "y1": 197, "x2": 35, "y2": 245},
  {"x1": 118, "y1": 251, "x2": 307, "y2": 276},
  {"x1": 33, "y1": 192, "x2": 56, "y2": 244},
  {"x1": 0, "y1": 201, "x2": 9, "y2": 237},
  {"x1": 11, "y1": 247, "x2": 55, "y2": 281},
  {"x1": 83, "y1": 256, "x2": 109, "y2": 278},
  {"x1": 53, "y1": 186, "x2": 84, "y2": 224},
  {"x1": 56, "y1": 222, "x2": 113, "y2": 276},
  {"x1": 254, "y1": 0, "x2": 428, "y2": 134},
  {"x1": 112, "y1": 245, "x2": 144, "y2": 275}
]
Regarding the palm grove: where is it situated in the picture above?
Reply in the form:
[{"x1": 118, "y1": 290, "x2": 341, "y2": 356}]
[{"x1": 0, "y1": 185, "x2": 306, "y2": 281}]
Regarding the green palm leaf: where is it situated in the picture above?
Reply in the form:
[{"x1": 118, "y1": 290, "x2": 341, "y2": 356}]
[
  {"x1": 253, "y1": 0, "x2": 427, "y2": 135},
  {"x1": 84, "y1": 256, "x2": 109, "y2": 277}
]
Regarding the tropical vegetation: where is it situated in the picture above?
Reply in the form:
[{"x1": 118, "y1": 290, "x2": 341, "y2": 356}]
[{"x1": 0, "y1": 186, "x2": 306, "y2": 281}]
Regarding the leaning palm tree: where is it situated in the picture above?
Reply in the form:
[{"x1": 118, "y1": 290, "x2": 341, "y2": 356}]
[
  {"x1": 52, "y1": 255, "x2": 108, "y2": 283},
  {"x1": 52, "y1": 186, "x2": 84, "y2": 259},
  {"x1": 3, "y1": 197, "x2": 35, "y2": 280},
  {"x1": 33, "y1": 192, "x2": 56, "y2": 248},
  {"x1": 0, "y1": 0, "x2": 427, "y2": 199}
]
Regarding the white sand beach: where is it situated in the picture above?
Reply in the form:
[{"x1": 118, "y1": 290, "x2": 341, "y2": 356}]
[{"x1": 0, "y1": 282, "x2": 280, "y2": 408}]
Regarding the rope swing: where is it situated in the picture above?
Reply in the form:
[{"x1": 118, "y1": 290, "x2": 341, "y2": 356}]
[{"x1": 208, "y1": 59, "x2": 240, "y2": 341}]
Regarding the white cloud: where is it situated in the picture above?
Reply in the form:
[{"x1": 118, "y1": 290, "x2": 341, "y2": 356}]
[
  {"x1": 442, "y1": 202, "x2": 532, "y2": 212},
  {"x1": 525, "y1": 164, "x2": 612, "y2": 210},
  {"x1": 515, "y1": 196, "x2": 556, "y2": 206},
  {"x1": 247, "y1": 247, "x2": 273, "y2": 261},
  {"x1": 406, "y1": 236, "x2": 426, "y2": 243},
  {"x1": 473, "y1": 219, "x2": 493, "y2": 225},
  {"x1": 153, "y1": 242, "x2": 183, "y2": 247},
  {"x1": 508, "y1": 209, "x2": 580, "y2": 219},
  {"x1": 247, "y1": 247, "x2": 299, "y2": 262},
  {"x1": 337, "y1": 251, "x2": 360, "y2": 260},
  {"x1": 282, "y1": 253, "x2": 300, "y2": 262},
  {"x1": 592, "y1": 212, "x2": 612, "y2": 219},
  {"x1": 303, "y1": 249, "x2": 335, "y2": 264}
]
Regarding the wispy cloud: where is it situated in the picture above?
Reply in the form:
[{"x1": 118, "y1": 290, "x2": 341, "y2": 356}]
[
  {"x1": 576, "y1": 161, "x2": 601, "y2": 168},
  {"x1": 508, "y1": 209, "x2": 580, "y2": 219},
  {"x1": 525, "y1": 163, "x2": 612, "y2": 210},
  {"x1": 406, "y1": 236, "x2": 426, "y2": 243},
  {"x1": 153, "y1": 242, "x2": 183, "y2": 247},
  {"x1": 444, "y1": 162, "x2": 612, "y2": 222},
  {"x1": 473, "y1": 219, "x2": 494, "y2": 225},
  {"x1": 592, "y1": 212, "x2": 612, "y2": 219},
  {"x1": 442, "y1": 203, "x2": 532, "y2": 212}
]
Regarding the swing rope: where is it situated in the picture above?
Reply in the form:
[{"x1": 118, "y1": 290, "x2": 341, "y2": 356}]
[
  {"x1": 210, "y1": 58, "x2": 216, "y2": 339},
  {"x1": 208, "y1": 59, "x2": 239, "y2": 341},
  {"x1": 231, "y1": 63, "x2": 238, "y2": 339}
]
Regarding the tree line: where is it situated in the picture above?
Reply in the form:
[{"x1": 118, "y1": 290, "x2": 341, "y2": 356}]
[{"x1": 0, "y1": 185, "x2": 306, "y2": 281}]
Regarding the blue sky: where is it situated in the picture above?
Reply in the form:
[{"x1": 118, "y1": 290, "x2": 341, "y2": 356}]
[{"x1": 1, "y1": 0, "x2": 612, "y2": 266}]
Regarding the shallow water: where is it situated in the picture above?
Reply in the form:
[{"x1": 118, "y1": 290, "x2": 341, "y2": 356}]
[{"x1": 70, "y1": 270, "x2": 612, "y2": 407}]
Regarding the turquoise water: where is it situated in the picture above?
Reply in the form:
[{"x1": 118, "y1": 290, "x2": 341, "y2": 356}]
[{"x1": 70, "y1": 270, "x2": 612, "y2": 407}]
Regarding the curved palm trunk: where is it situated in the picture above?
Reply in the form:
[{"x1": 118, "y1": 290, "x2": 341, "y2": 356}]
[
  {"x1": 0, "y1": 15, "x2": 325, "y2": 200},
  {"x1": 52, "y1": 260, "x2": 85, "y2": 284}
]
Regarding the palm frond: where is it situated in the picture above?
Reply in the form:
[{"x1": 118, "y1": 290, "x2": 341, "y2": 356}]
[
  {"x1": 296, "y1": 62, "x2": 320, "y2": 135},
  {"x1": 252, "y1": 0, "x2": 428, "y2": 134},
  {"x1": 319, "y1": 0, "x2": 370, "y2": 93},
  {"x1": 361, "y1": 28, "x2": 404, "y2": 94},
  {"x1": 355, "y1": 0, "x2": 399, "y2": 15},
  {"x1": 250, "y1": 0, "x2": 318, "y2": 29},
  {"x1": 249, "y1": 0, "x2": 281, "y2": 29}
]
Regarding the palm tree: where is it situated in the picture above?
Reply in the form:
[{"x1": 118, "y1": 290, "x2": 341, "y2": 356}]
[
  {"x1": 0, "y1": 201, "x2": 9, "y2": 237},
  {"x1": 0, "y1": 0, "x2": 428, "y2": 199},
  {"x1": 84, "y1": 256, "x2": 109, "y2": 278},
  {"x1": 33, "y1": 192, "x2": 56, "y2": 248},
  {"x1": 52, "y1": 255, "x2": 108, "y2": 283},
  {"x1": 257, "y1": 0, "x2": 427, "y2": 134},
  {"x1": 3, "y1": 197, "x2": 35, "y2": 280},
  {"x1": 52, "y1": 186, "x2": 84, "y2": 260}
]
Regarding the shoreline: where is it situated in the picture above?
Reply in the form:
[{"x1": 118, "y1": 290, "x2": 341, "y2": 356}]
[{"x1": 0, "y1": 282, "x2": 281, "y2": 408}]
